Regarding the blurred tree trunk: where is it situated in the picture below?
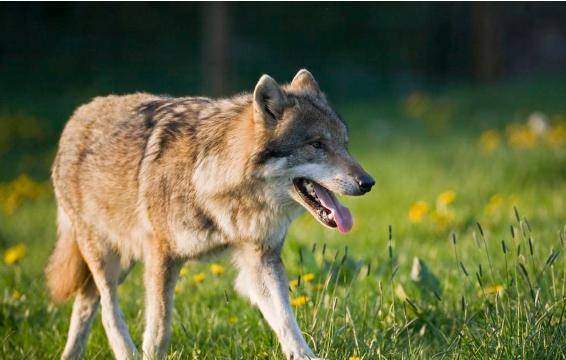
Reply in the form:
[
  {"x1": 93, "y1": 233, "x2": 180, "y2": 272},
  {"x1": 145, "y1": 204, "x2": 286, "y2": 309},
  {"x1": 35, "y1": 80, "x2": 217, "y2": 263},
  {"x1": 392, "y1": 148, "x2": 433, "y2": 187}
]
[
  {"x1": 471, "y1": 3, "x2": 502, "y2": 82},
  {"x1": 202, "y1": 3, "x2": 229, "y2": 96}
]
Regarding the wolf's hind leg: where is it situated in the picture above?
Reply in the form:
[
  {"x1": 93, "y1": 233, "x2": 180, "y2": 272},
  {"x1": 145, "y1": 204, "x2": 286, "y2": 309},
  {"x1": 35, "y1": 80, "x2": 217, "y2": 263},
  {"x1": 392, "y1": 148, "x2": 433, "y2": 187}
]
[
  {"x1": 233, "y1": 245, "x2": 317, "y2": 360},
  {"x1": 76, "y1": 227, "x2": 138, "y2": 360},
  {"x1": 142, "y1": 240, "x2": 182, "y2": 359},
  {"x1": 61, "y1": 278, "x2": 99, "y2": 360}
]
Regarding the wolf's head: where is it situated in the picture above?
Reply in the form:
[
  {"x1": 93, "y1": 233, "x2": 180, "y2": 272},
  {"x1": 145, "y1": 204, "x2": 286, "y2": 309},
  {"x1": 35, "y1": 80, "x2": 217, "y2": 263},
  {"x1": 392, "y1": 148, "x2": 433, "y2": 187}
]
[{"x1": 253, "y1": 69, "x2": 374, "y2": 233}]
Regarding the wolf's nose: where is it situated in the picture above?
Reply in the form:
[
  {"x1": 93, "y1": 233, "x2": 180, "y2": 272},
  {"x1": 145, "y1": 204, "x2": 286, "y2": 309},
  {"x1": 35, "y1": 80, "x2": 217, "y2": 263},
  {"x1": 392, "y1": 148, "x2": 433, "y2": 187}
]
[{"x1": 357, "y1": 174, "x2": 375, "y2": 194}]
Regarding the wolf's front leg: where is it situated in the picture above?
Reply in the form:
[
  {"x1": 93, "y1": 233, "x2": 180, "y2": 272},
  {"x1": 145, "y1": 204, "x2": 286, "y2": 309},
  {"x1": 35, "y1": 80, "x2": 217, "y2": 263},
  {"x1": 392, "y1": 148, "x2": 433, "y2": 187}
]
[{"x1": 233, "y1": 245, "x2": 320, "y2": 360}]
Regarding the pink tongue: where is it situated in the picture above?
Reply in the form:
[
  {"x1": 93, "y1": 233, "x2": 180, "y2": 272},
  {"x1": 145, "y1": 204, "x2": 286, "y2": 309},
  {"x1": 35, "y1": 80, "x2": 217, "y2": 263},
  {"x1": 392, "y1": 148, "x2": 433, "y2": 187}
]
[{"x1": 312, "y1": 183, "x2": 353, "y2": 233}]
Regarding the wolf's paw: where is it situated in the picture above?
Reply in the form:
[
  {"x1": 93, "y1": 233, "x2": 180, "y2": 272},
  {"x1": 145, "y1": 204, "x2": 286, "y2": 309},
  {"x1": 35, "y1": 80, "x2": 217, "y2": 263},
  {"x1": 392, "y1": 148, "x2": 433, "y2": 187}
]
[
  {"x1": 285, "y1": 346, "x2": 330, "y2": 360},
  {"x1": 287, "y1": 354, "x2": 329, "y2": 360}
]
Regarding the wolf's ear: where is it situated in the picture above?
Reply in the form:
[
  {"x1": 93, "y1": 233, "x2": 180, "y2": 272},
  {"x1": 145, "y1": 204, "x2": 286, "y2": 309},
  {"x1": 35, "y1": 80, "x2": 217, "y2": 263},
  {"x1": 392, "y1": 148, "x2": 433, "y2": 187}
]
[
  {"x1": 290, "y1": 69, "x2": 320, "y2": 94},
  {"x1": 253, "y1": 74, "x2": 287, "y2": 127}
]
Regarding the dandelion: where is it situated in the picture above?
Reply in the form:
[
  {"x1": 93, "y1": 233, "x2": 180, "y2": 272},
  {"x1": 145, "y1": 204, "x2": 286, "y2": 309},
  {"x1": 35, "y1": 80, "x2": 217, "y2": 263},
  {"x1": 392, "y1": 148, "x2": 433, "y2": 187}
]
[
  {"x1": 210, "y1": 263, "x2": 225, "y2": 275},
  {"x1": 12, "y1": 174, "x2": 45, "y2": 200},
  {"x1": 192, "y1": 272, "x2": 206, "y2": 283},
  {"x1": 290, "y1": 295, "x2": 308, "y2": 307},
  {"x1": 179, "y1": 266, "x2": 189, "y2": 277},
  {"x1": 0, "y1": 174, "x2": 46, "y2": 215},
  {"x1": 349, "y1": 356, "x2": 361, "y2": 360},
  {"x1": 289, "y1": 279, "x2": 299, "y2": 288},
  {"x1": 479, "y1": 129, "x2": 501, "y2": 154},
  {"x1": 409, "y1": 201, "x2": 429, "y2": 223},
  {"x1": 4, "y1": 244, "x2": 26, "y2": 265},
  {"x1": 437, "y1": 190, "x2": 456, "y2": 206},
  {"x1": 228, "y1": 316, "x2": 238, "y2": 324},
  {"x1": 302, "y1": 273, "x2": 315, "y2": 282},
  {"x1": 479, "y1": 284, "x2": 504, "y2": 296},
  {"x1": 506, "y1": 123, "x2": 537, "y2": 150}
]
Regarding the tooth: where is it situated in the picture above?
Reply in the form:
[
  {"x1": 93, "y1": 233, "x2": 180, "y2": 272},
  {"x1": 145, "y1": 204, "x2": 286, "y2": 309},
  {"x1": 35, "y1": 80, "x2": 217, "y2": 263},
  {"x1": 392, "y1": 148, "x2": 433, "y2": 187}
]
[{"x1": 304, "y1": 181, "x2": 317, "y2": 198}]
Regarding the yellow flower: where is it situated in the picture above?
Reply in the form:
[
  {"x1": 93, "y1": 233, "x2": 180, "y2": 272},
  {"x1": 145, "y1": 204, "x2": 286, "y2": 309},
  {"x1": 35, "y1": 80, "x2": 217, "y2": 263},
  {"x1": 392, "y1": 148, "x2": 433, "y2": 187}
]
[
  {"x1": 228, "y1": 316, "x2": 238, "y2": 324},
  {"x1": 479, "y1": 284, "x2": 504, "y2": 296},
  {"x1": 0, "y1": 174, "x2": 46, "y2": 215},
  {"x1": 484, "y1": 194, "x2": 504, "y2": 215},
  {"x1": 192, "y1": 272, "x2": 206, "y2": 283},
  {"x1": 210, "y1": 263, "x2": 225, "y2": 275},
  {"x1": 302, "y1": 273, "x2": 315, "y2": 283},
  {"x1": 290, "y1": 295, "x2": 308, "y2": 307},
  {"x1": 479, "y1": 129, "x2": 501, "y2": 154},
  {"x1": 12, "y1": 174, "x2": 44, "y2": 200},
  {"x1": 349, "y1": 356, "x2": 361, "y2": 360},
  {"x1": 437, "y1": 190, "x2": 456, "y2": 206},
  {"x1": 289, "y1": 279, "x2": 299, "y2": 288},
  {"x1": 4, "y1": 244, "x2": 26, "y2": 265},
  {"x1": 260, "y1": 351, "x2": 268, "y2": 357},
  {"x1": 408, "y1": 201, "x2": 429, "y2": 223},
  {"x1": 179, "y1": 266, "x2": 189, "y2": 277},
  {"x1": 506, "y1": 123, "x2": 537, "y2": 150}
]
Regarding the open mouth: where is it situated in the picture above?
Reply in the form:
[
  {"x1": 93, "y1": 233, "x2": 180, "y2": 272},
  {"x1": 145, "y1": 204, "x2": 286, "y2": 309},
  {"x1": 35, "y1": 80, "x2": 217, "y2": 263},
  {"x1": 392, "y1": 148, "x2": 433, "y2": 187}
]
[{"x1": 292, "y1": 178, "x2": 353, "y2": 233}]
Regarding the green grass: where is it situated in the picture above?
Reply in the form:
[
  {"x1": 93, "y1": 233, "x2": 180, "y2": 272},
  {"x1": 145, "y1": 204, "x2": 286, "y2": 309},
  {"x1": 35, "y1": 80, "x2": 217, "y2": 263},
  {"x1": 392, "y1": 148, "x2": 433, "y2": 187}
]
[{"x1": 1, "y1": 78, "x2": 565, "y2": 359}]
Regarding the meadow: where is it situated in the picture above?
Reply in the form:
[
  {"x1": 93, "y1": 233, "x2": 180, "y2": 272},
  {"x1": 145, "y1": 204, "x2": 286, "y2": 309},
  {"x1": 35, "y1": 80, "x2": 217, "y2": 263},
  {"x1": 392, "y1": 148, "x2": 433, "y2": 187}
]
[{"x1": 1, "y1": 76, "x2": 565, "y2": 359}]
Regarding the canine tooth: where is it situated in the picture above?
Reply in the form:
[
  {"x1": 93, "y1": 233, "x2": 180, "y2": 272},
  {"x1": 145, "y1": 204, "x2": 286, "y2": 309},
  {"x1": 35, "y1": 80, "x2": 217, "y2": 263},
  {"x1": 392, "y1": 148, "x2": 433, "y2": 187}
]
[{"x1": 304, "y1": 181, "x2": 316, "y2": 197}]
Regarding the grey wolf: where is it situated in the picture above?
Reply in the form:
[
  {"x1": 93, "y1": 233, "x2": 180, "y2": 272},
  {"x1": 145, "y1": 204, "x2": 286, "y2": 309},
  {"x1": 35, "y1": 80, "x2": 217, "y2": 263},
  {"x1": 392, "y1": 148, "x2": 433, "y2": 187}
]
[{"x1": 45, "y1": 69, "x2": 374, "y2": 360}]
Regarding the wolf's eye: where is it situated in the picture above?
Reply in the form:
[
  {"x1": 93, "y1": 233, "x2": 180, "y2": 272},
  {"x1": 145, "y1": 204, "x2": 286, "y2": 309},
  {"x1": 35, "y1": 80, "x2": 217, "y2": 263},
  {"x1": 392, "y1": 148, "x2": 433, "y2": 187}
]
[{"x1": 310, "y1": 141, "x2": 322, "y2": 149}]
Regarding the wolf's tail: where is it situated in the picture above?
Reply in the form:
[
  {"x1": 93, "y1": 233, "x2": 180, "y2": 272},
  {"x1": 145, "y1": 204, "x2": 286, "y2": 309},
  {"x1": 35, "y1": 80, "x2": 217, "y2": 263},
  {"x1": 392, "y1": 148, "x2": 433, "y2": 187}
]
[{"x1": 45, "y1": 207, "x2": 91, "y2": 303}]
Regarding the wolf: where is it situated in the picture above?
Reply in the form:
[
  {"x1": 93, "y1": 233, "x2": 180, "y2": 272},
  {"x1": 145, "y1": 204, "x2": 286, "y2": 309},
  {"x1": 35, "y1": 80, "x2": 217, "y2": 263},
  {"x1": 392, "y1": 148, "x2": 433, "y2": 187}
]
[{"x1": 45, "y1": 69, "x2": 374, "y2": 360}]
